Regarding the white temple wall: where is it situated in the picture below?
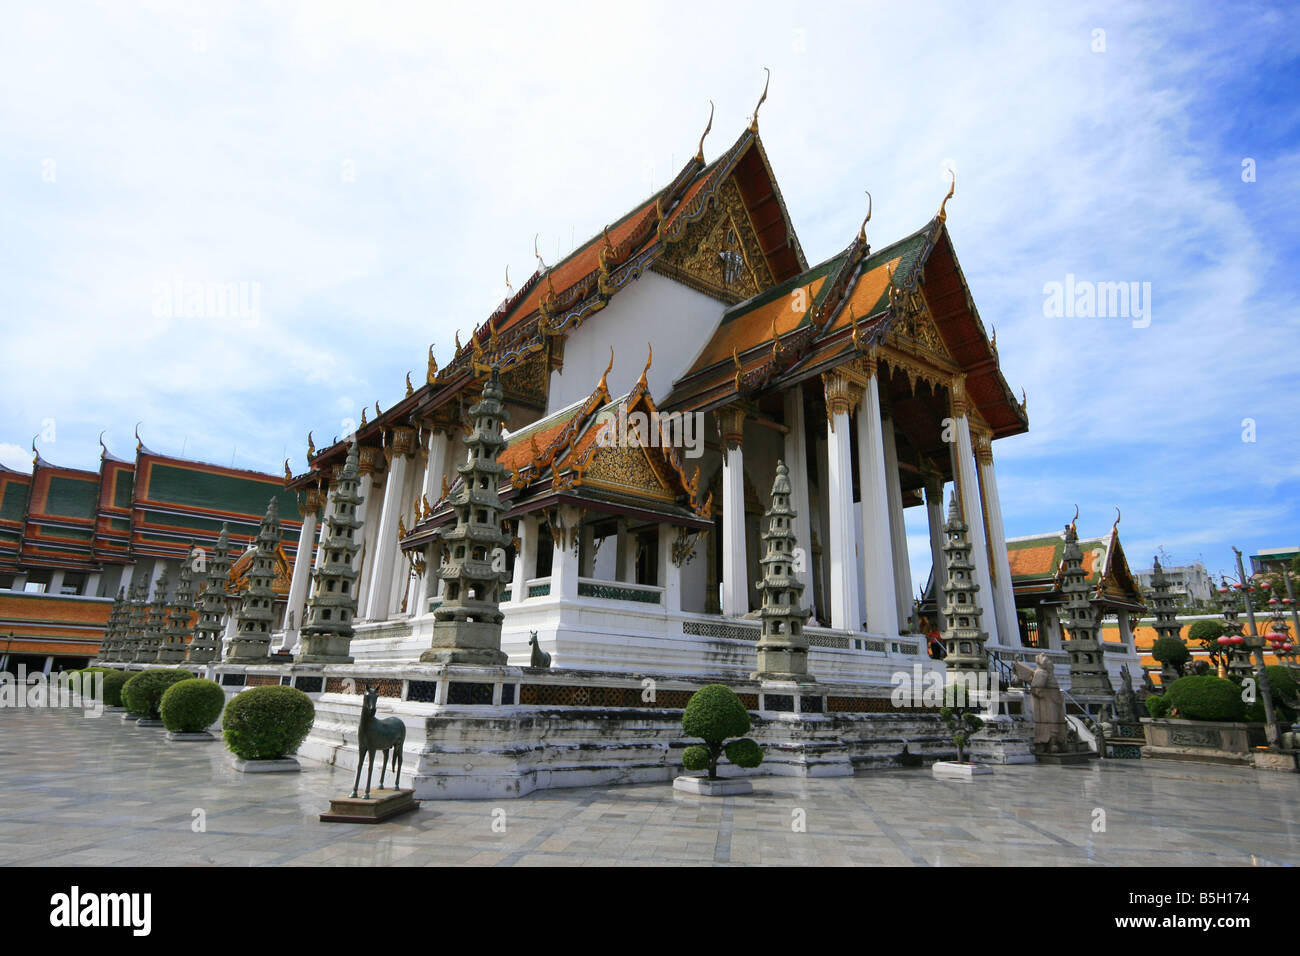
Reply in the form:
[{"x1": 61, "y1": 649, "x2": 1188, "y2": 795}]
[{"x1": 546, "y1": 271, "x2": 724, "y2": 412}]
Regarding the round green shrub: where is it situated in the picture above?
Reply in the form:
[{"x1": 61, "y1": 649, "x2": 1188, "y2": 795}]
[
  {"x1": 682, "y1": 745, "x2": 710, "y2": 772},
  {"x1": 682, "y1": 684, "x2": 750, "y2": 744},
  {"x1": 1165, "y1": 675, "x2": 1246, "y2": 722},
  {"x1": 1152, "y1": 636, "x2": 1191, "y2": 667},
  {"x1": 680, "y1": 685, "x2": 761, "y2": 779},
  {"x1": 724, "y1": 738, "x2": 763, "y2": 769},
  {"x1": 159, "y1": 678, "x2": 226, "y2": 733},
  {"x1": 222, "y1": 685, "x2": 315, "y2": 760},
  {"x1": 1188, "y1": 620, "x2": 1224, "y2": 645},
  {"x1": 121, "y1": 669, "x2": 195, "y2": 719},
  {"x1": 101, "y1": 670, "x2": 132, "y2": 708},
  {"x1": 1145, "y1": 695, "x2": 1168, "y2": 718}
]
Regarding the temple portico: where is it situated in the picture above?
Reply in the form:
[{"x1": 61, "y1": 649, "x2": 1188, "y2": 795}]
[{"x1": 267, "y1": 110, "x2": 1040, "y2": 698}]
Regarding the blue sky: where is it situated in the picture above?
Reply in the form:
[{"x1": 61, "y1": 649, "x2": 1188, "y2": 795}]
[{"x1": 1, "y1": 1, "x2": 1296, "y2": 588}]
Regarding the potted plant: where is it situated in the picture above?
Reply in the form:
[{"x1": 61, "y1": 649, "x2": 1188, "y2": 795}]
[
  {"x1": 159, "y1": 678, "x2": 227, "y2": 742},
  {"x1": 222, "y1": 685, "x2": 315, "y2": 772},
  {"x1": 674, "y1": 684, "x2": 763, "y2": 796},
  {"x1": 121, "y1": 669, "x2": 195, "y2": 726},
  {"x1": 932, "y1": 706, "x2": 989, "y2": 777},
  {"x1": 1141, "y1": 674, "x2": 1258, "y2": 764}
]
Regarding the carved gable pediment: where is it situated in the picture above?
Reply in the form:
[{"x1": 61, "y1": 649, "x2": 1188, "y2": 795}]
[{"x1": 653, "y1": 177, "x2": 775, "y2": 304}]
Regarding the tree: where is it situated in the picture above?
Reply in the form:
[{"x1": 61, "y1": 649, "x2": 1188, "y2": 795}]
[
  {"x1": 1152, "y1": 636, "x2": 1191, "y2": 672},
  {"x1": 681, "y1": 684, "x2": 763, "y2": 780},
  {"x1": 1187, "y1": 620, "x2": 1225, "y2": 669},
  {"x1": 939, "y1": 706, "x2": 984, "y2": 763}
]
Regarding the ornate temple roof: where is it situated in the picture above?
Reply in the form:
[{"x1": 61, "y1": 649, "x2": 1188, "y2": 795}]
[
  {"x1": 403, "y1": 352, "x2": 712, "y2": 550},
  {"x1": 296, "y1": 120, "x2": 809, "y2": 480},
  {"x1": 0, "y1": 435, "x2": 303, "y2": 574},
  {"x1": 1007, "y1": 520, "x2": 1145, "y2": 610},
  {"x1": 663, "y1": 212, "x2": 1027, "y2": 442},
  {"x1": 0, "y1": 463, "x2": 33, "y2": 574}
]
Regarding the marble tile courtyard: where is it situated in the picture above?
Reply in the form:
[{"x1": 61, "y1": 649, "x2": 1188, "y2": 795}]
[{"x1": 4, "y1": 706, "x2": 1297, "y2": 868}]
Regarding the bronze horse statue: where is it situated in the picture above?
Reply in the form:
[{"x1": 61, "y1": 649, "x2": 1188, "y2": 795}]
[
  {"x1": 529, "y1": 630, "x2": 551, "y2": 668},
  {"x1": 351, "y1": 687, "x2": 406, "y2": 799}
]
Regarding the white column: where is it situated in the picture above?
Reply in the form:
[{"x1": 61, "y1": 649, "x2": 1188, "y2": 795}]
[
  {"x1": 387, "y1": 451, "x2": 421, "y2": 615},
  {"x1": 511, "y1": 515, "x2": 537, "y2": 605},
  {"x1": 659, "y1": 523, "x2": 682, "y2": 614},
  {"x1": 951, "y1": 386, "x2": 999, "y2": 645},
  {"x1": 782, "y1": 389, "x2": 815, "y2": 602},
  {"x1": 882, "y1": 415, "x2": 913, "y2": 626},
  {"x1": 551, "y1": 505, "x2": 581, "y2": 601},
  {"x1": 823, "y1": 393, "x2": 859, "y2": 631},
  {"x1": 1117, "y1": 608, "x2": 1134, "y2": 652},
  {"x1": 977, "y1": 439, "x2": 1018, "y2": 649},
  {"x1": 422, "y1": 427, "x2": 451, "y2": 502},
  {"x1": 364, "y1": 455, "x2": 407, "y2": 621},
  {"x1": 353, "y1": 472, "x2": 376, "y2": 609},
  {"x1": 925, "y1": 478, "x2": 945, "y2": 602},
  {"x1": 50, "y1": 570, "x2": 65, "y2": 595},
  {"x1": 856, "y1": 371, "x2": 900, "y2": 637},
  {"x1": 280, "y1": 508, "x2": 317, "y2": 651},
  {"x1": 1043, "y1": 607, "x2": 1064, "y2": 649},
  {"x1": 85, "y1": 572, "x2": 102, "y2": 597},
  {"x1": 719, "y1": 407, "x2": 748, "y2": 618}
]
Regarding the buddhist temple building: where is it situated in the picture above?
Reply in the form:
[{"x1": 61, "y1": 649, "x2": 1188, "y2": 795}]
[
  {"x1": 0, "y1": 436, "x2": 304, "y2": 672},
  {"x1": 277, "y1": 106, "x2": 1120, "y2": 694},
  {"x1": 1004, "y1": 516, "x2": 1146, "y2": 683}
]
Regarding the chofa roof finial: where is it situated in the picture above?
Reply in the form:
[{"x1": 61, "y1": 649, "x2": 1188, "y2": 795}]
[
  {"x1": 695, "y1": 100, "x2": 714, "y2": 162},
  {"x1": 858, "y1": 190, "x2": 872, "y2": 244},
  {"x1": 938, "y1": 166, "x2": 956, "y2": 222},
  {"x1": 750, "y1": 67, "x2": 770, "y2": 132}
]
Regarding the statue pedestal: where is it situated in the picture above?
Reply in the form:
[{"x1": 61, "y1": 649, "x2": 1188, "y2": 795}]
[
  {"x1": 320, "y1": 788, "x2": 419, "y2": 823},
  {"x1": 1033, "y1": 748, "x2": 1092, "y2": 765},
  {"x1": 672, "y1": 775, "x2": 753, "y2": 796},
  {"x1": 968, "y1": 715, "x2": 1036, "y2": 765},
  {"x1": 932, "y1": 761, "x2": 992, "y2": 778}
]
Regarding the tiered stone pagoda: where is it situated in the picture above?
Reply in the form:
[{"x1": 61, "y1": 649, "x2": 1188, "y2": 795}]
[
  {"x1": 133, "y1": 569, "x2": 170, "y2": 662},
  {"x1": 1149, "y1": 556, "x2": 1185, "y2": 683},
  {"x1": 111, "y1": 579, "x2": 148, "y2": 662},
  {"x1": 297, "y1": 443, "x2": 364, "y2": 664},
  {"x1": 420, "y1": 368, "x2": 511, "y2": 666},
  {"x1": 226, "y1": 498, "x2": 282, "y2": 662},
  {"x1": 1060, "y1": 515, "x2": 1114, "y2": 700},
  {"x1": 96, "y1": 589, "x2": 126, "y2": 662},
  {"x1": 940, "y1": 492, "x2": 988, "y2": 680},
  {"x1": 752, "y1": 461, "x2": 812, "y2": 681},
  {"x1": 186, "y1": 525, "x2": 232, "y2": 665},
  {"x1": 156, "y1": 547, "x2": 197, "y2": 664}
]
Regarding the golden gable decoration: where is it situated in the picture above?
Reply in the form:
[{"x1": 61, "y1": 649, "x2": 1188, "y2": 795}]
[{"x1": 654, "y1": 178, "x2": 774, "y2": 304}]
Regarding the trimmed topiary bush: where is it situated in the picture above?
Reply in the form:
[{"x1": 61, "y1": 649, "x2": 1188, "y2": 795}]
[
  {"x1": 1187, "y1": 620, "x2": 1224, "y2": 645},
  {"x1": 101, "y1": 670, "x2": 132, "y2": 708},
  {"x1": 1165, "y1": 675, "x2": 1246, "y2": 722},
  {"x1": 222, "y1": 685, "x2": 315, "y2": 761},
  {"x1": 160, "y1": 678, "x2": 226, "y2": 733},
  {"x1": 1145, "y1": 695, "x2": 1168, "y2": 718},
  {"x1": 1152, "y1": 636, "x2": 1191, "y2": 670},
  {"x1": 121, "y1": 669, "x2": 196, "y2": 719},
  {"x1": 681, "y1": 684, "x2": 762, "y2": 779}
]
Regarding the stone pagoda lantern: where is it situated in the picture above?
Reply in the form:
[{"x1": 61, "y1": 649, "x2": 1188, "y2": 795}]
[
  {"x1": 420, "y1": 368, "x2": 511, "y2": 666},
  {"x1": 226, "y1": 498, "x2": 282, "y2": 662},
  {"x1": 297, "y1": 442, "x2": 365, "y2": 664},
  {"x1": 753, "y1": 461, "x2": 812, "y2": 681}
]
